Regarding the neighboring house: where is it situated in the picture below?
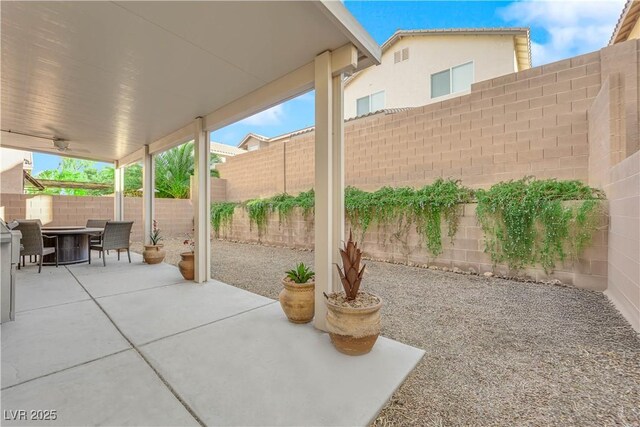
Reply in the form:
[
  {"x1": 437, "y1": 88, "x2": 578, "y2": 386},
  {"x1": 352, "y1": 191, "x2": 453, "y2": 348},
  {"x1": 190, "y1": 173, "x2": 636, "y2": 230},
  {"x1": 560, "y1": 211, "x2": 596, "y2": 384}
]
[
  {"x1": 238, "y1": 27, "x2": 531, "y2": 152},
  {"x1": 210, "y1": 141, "x2": 246, "y2": 165},
  {"x1": 344, "y1": 28, "x2": 531, "y2": 119},
  {"x1": 0, "y1": 148, "x2": 33, "y2": 194},
  {"x1": 610, "y1": 0, "x2": 640, "y2": 44},
  {"x1": 237, "y1": 133, "x2": 272, "y2": 151},
  {"x1": 237, "y1": 127, "x2": 314, "y2": 151}
]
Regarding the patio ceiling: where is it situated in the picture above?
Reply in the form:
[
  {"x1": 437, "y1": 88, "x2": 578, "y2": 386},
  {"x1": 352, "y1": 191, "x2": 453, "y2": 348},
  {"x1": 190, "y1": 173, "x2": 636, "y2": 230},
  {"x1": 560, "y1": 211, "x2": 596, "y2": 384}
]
[{"x1": 1, "y1": 1, "x2": 379, "y2": 163}]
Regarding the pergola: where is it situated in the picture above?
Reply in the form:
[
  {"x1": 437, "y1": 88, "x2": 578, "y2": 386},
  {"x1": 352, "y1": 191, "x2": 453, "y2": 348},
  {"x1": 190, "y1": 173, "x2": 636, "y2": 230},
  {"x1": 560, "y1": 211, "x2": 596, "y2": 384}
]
[{"x1": 1, "y1": 1, "x2": 380, "y2": 330}]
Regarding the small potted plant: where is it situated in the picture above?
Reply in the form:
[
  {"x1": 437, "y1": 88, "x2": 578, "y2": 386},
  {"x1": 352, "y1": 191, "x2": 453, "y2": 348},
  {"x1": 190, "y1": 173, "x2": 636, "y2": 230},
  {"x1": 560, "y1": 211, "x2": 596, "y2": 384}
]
[
  {"x1": 179, "y1": 233, "x2": 195, "y2": 280},
  {"x1": 279, "y1": 262, "x2": 315, "y2": 323},
  {"x1": 325, "y1": 231, "x2": 382, "y2": 356},
  {"x1": 143, "y1": 220, "x2": 166, "y2": 264}
]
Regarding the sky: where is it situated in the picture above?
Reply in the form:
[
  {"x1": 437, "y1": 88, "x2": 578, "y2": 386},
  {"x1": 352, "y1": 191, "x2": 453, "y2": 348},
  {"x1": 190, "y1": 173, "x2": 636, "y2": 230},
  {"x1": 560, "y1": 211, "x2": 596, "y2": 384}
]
[{"x1": 32, "y1": 0, "x2": 625, "y2": 173}]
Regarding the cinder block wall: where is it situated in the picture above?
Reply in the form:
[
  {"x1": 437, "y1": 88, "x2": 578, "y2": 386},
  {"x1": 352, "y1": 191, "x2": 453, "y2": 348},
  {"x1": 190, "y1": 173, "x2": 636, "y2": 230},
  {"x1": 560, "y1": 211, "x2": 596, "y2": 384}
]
[
  {"x1": 212, "y1": 40, "x2": 640, "y2": 310},
  {"x1": 585, "y1": 41, "x2": 640, "y2": 331},
  {"x1": 0, "y1": 194, "x2": 113, "y2": 226},
  {"x1": 216, "y1": 204, "x2": 609, "y2": 290},
  {"x1": 218, "y1": 143, "x2": 285, "y2": 201},
  {"x1": 0, "y1": 194, "x2": 193, "y2": 242},
  {"x1": 218, "y1": 40, "x2": 639, "y2": 201},
  {"x1": 211, "y1": 178, "x2": 227, "y2": 202},
  {"x1": 603, "y1": 152, "x2": 640, "y2": 331}
]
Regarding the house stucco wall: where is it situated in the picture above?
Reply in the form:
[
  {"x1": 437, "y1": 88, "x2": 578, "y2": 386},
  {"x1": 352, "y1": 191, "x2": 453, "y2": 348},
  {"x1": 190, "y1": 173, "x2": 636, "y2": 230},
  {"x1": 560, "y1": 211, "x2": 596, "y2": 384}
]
[
  {"x1": 628, "y1": 17, "x2": 640, "y2": 40},
  {"x1": 344, "y1": 34, "x2": 520, "y2": 119},
  {"x1": 240, "y1": 135, "x2": 270, "y2": 151},
  {"x1": 0, "y1": 148, "x2": 32, "y2": 194}
]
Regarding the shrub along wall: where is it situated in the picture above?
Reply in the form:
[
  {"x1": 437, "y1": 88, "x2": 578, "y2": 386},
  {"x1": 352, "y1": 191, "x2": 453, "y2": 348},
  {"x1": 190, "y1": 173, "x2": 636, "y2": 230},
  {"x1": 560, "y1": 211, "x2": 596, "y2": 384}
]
[
  {"x1": 211, "y1": 179, "x2": 608, "y2": 291},
  {"x1": 214, "y1": 204, "x2": 608, "y2": 290}
]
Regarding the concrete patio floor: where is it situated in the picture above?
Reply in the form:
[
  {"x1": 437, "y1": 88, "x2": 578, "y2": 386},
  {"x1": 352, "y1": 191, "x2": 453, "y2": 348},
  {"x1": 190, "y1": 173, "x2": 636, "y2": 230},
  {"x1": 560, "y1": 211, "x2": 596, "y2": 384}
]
[{"x1": 1, "y1": 252, "x2": 424, "y2": 426}]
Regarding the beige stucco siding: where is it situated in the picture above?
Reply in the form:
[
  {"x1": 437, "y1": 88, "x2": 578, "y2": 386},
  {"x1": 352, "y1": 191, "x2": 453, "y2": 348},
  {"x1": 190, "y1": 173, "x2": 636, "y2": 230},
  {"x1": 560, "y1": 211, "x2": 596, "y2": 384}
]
[
  {"x1": 240, "y1": 136, "x2": 269, "y2": 152},
  {"x1": 344, "y1": 35, "x2": 519, "y2": 118},
  {"x1": 0, "y1": 148, "x2": 31, "y2": 194},
  {"x1": 629, "y1": 18, "x2": 640, "y2": 40}
]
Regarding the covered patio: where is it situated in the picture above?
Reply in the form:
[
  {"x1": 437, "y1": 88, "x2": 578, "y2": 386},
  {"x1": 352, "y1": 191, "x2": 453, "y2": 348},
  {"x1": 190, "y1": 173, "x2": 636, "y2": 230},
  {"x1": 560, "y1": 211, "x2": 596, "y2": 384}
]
[
  {"x1": 1, "y1": 0, "x2": 377, "y2": 321},
  {"x1": 1, "y1": 1, "x2": 424, "y2": 425},
  {"x1": 2, "y1": 253, "x2": 423, "y2": 425}
]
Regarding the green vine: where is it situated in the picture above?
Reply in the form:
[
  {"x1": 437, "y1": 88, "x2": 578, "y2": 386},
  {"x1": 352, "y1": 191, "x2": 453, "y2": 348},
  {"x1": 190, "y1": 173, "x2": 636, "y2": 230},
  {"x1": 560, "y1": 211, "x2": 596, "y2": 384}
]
[
  {"x1": 245, "y1": 189, "x2": 315, "y2": 237},
  {"x1": 210, "y1": 202, "x2": 237, "y2": 237},
  {"x1": 245, "y1": 198, "x2": 270, "y2": 236},
  {"x1": 345, "y1": 179, "x2": 472, "y2": 256},
  {"x1": 475, "y1": 177, "x2": 604, "y2": 273},
  {"x1": 412, "y1": 179, "x2": 472, "y2": 255},
  {"x1": 212, "y1": 178, "x2": 604, "y2": 270}
]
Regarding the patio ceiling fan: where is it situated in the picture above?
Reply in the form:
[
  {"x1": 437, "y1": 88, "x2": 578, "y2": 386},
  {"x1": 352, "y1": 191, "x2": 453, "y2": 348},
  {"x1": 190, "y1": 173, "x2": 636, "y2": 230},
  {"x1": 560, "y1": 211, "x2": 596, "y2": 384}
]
[{"x1": 1, "y1": 129, "x2": 91, "y2": 154}]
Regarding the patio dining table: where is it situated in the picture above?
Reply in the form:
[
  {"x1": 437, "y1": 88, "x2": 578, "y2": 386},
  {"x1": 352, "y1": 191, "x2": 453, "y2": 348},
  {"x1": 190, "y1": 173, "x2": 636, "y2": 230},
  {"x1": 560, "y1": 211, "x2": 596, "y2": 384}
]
[{"x1": 41, "y1": 226, "x2": 103, "y2": 265}]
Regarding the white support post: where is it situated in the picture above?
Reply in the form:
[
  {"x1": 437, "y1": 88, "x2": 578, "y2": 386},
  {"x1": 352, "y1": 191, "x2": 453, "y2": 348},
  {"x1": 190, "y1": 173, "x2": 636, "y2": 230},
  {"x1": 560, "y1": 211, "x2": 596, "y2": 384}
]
[
  {"x1": 314, "y1": 51, "x2": 334, "y2": 331},
  {"x1": 332, "y1": 73, "x2": 345, "y2": 287},
  {"x1": 113, "y1": 163, "x2": 125, "y2": 221},
  {"x1": 193, "y1": 117, "x2": 211, "y2": 283},
  {"x1": 142, "y1": 145, "x2": 154, "y2": 245}
]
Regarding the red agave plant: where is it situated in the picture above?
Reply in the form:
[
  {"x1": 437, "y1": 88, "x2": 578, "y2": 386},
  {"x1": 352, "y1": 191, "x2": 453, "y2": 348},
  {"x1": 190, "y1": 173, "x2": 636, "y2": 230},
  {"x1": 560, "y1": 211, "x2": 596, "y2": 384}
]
[{"x1": 335, "y1": 230, "x2": 366, "y2": 300}]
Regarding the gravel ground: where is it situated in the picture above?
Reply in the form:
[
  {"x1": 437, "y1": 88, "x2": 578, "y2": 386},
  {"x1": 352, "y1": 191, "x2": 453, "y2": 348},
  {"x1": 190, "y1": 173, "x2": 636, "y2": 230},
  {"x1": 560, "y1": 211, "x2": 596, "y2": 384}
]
[{"x1": 134, "y1": 238, "x2": 640, "y2": 426}]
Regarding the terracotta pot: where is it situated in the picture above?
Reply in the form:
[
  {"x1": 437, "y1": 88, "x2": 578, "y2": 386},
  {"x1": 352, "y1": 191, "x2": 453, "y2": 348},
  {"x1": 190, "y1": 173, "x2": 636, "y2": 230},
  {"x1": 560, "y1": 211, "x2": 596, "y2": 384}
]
[
  {"x1": 325, "y1": 292, "x2": 382, "y2": 356},
  {"x1": 178, "y1": 251, "x2": 195, "y2": 280},
  {"x1": 279, "y1": 278, "x2": 315, "y2": 323},
  {"x1": 143, "y1": 244, "x2": 166, "y2": 264}
]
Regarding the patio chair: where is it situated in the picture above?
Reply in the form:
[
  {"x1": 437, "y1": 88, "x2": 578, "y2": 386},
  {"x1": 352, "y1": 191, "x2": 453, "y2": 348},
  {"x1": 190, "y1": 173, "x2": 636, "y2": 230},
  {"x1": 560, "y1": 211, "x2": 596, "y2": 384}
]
[
  {"x1": 32, "y1": 219, "x2": 43, "y2": 263},
  {"x1": 89, "y1": 221, "x2": 134, "y2": 266},
  {"x1": 14, "y1": 219, "x2": 44, "y2": 264},
  {"x1": 24, "y1": 219, "x2": 43, "y2": 264},
  {"x1": 86, "y1": 219, "x2": 110, "y2": 257},
  {"x1": 14, "y1": 220, "x2": 58, "y2": 273}
]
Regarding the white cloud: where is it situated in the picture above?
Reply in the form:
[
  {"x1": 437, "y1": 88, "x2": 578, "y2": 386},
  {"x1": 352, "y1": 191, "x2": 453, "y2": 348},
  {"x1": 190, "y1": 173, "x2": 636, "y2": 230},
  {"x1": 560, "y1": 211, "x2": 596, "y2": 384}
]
[
  {"x1": 239, "y1": 104, "x2": 285, "y2": 126},
  {"x1": 498, "y1": 0, "x2": 626, "y2": 65}
]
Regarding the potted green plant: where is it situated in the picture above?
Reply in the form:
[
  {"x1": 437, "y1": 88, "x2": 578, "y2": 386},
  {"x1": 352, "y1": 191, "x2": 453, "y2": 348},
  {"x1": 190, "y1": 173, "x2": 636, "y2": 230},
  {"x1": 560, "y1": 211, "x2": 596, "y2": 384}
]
[
  {"x1": 143, "y1": 220, "x2": 166, "y2": 264},
  {"x1": 325, "y1": 231, "x2": 382, "y2": 356},
  {"x1": 279, "y1": 262, "x2": 315, "y2": 323},
  {"x1": 179, "y1": 233, "x2": 195, "y2": 280}
]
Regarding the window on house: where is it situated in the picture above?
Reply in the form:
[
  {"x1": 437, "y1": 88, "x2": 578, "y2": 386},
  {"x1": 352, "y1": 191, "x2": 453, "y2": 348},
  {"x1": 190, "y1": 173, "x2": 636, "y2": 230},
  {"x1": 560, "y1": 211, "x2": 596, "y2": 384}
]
[
  {"x1": 247, "y1": 143, "x2": 259, "y2": 151},
  {"x1": 431, "y1": 69, "x2": 451, "y2": 98},
  {"x1": 370, "y1": 91, "x2": 385, "y2": 112},
  {"x1": 452, "y1": 62, "x2": 473, "y2": 93},
  {"x1": 356, "y1": 96, "x2": 370, "y2": 116},
  {"x1": 430, "y1": 61, "x2": 474, "y2": 99},
  {"x1": 356, "y1": 91, "x2": 385, "y2": 116},
  {"x1": 401, "y1": 47, "x2": 409, "y2": 61}
]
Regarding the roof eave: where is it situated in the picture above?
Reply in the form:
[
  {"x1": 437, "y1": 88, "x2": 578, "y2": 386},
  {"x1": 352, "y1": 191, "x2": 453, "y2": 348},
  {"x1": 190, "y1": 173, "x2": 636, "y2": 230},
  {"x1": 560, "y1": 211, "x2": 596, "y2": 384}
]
[
  {"x1": 610, "y1": 0, "x2": 640, "y2": 44},
  {"x1": 381, "y1": 27, "x2": 531, "y2": 52},
  {"x1": 315, "y1": 1, "x2": 381, "y2": 68}
]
